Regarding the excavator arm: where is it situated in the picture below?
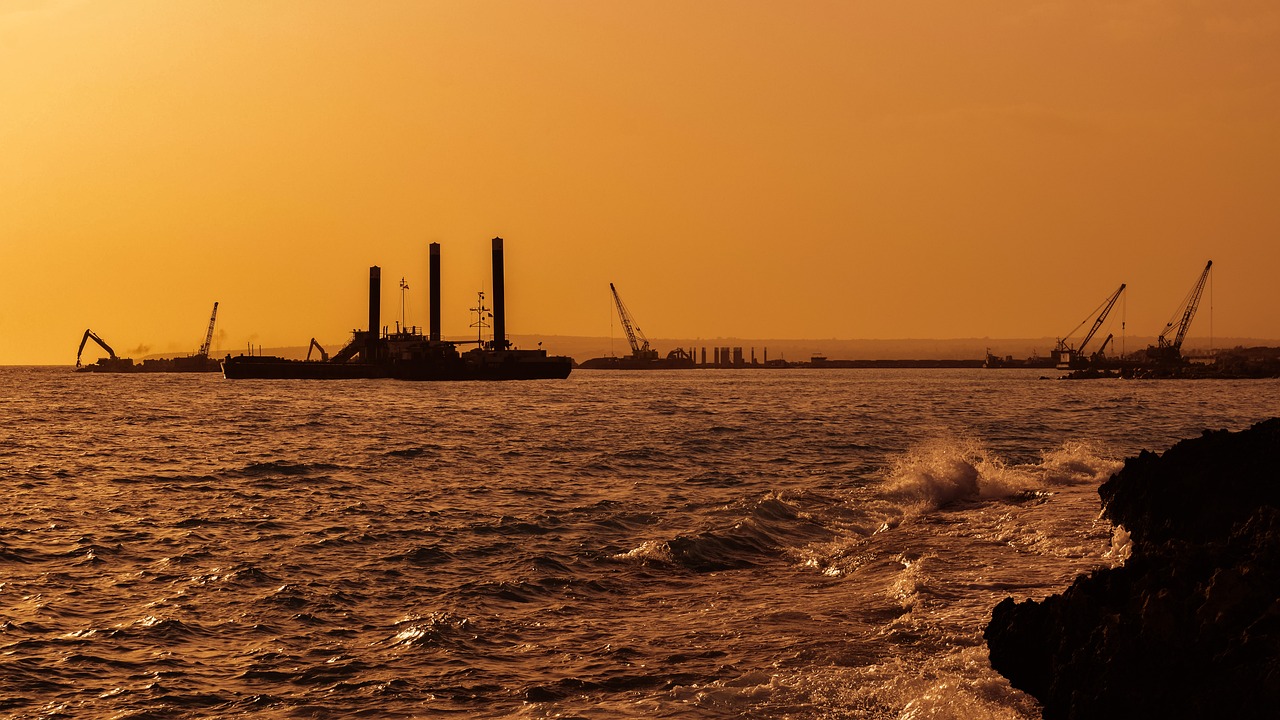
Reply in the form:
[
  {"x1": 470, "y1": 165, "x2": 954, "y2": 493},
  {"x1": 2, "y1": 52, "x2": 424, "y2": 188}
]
[
  {"x1": 76, "y1": 329, "x2": 117, "y2": 368},
  {"x1": 306, "y1": 338, "x2": 329, "y2": 362}
]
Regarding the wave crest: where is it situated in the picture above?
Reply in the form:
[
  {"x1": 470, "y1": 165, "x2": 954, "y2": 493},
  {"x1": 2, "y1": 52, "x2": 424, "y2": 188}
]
[
  {"x1": 881, "y1": 437, "x2": 1120, "y2": 513},
  {"x1": 881, "y1": 438, "x2": 984, "y2": 510}
]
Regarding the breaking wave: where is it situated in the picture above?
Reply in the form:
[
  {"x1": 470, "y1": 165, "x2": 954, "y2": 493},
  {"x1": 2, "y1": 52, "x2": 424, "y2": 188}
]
[{"x1": 880, "y1": 436, "x2": 1121, "y2": 513}]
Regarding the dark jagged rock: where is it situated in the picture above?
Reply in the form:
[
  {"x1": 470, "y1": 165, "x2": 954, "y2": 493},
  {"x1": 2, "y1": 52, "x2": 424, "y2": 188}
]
[
  {"x1": 985, "y1": 418, "x2": 1280, "y2": 720},
  {"x1": 1098, "y1": 419, "x2": 1280, "y2": 549}
]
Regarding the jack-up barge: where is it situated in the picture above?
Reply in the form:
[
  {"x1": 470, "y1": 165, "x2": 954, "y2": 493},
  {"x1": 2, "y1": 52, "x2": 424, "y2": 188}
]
[{"x1": 221, "y1": 238, "x2": 571, "y2": 381}]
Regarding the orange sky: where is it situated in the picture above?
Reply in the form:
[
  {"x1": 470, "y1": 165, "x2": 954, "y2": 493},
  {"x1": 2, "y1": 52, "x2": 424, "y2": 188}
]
[{"x1": 3, "y1": 1, "x2": 1278, "y2": 364}]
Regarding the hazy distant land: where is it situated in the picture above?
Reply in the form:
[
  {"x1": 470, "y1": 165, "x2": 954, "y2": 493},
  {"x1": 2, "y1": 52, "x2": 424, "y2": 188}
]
[{"x1": 203, "y1": 336, "x2": 1280, "y2": 366}]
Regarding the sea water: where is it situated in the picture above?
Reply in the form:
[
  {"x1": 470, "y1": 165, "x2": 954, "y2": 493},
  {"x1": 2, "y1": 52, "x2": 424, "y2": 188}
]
[{"x1": 1, "y1": 367, "x2": 1276, "y2": 718}]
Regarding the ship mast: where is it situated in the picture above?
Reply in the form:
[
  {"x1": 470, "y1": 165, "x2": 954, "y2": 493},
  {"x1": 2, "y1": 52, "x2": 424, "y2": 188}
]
[
  {"x1": 399, "y1": 278, "x2": 410, "y2": 333},
  {"x1": 470, "y1": 291, "x2": 491, "y2": 346}
]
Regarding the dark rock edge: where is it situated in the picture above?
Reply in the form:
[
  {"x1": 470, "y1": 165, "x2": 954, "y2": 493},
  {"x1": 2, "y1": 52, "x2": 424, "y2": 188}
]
[{"x1": 984, "y1": 418, "x2": 1280, "y2": 719}]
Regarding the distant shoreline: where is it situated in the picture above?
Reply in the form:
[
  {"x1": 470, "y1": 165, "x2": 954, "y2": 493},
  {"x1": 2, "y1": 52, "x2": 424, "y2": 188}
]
[{"x1": 15, "y1": 335, "x2": 1279, "y2": 368}]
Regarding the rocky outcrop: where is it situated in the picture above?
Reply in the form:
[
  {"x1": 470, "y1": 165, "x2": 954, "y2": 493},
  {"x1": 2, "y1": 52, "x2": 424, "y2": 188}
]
[{"x1": 984, "y1": 418, "x2": 1280, "y2": 719}]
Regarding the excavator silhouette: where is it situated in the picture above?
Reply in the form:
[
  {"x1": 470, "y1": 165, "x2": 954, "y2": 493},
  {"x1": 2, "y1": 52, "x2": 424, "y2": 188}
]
[
  {"x1": 75, "y1": 329, "x2": 134, "y2": 371},
  {"x1": 76, "y1": 329, "x2": 117, "y2": 368}
]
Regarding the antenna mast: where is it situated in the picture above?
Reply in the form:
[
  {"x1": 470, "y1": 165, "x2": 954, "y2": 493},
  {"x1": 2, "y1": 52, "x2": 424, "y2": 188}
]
[
  {"x1": 399, "y1": 278, "x2": 410, "y2": 333},
  {"x1": 470, "y1": 291, "x2": 492, "y2": 346}
]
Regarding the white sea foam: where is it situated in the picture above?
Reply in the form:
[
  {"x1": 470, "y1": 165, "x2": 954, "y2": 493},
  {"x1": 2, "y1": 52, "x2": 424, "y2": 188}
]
[
  {"x1": 880, "y1": 437, "x2": 1121, "y2": 514},
  {"x1": 389, "y1": 611, "x2": 472, "y2": 647},
  {"x1": 893, "y1": 647, "x2": 1041, "y2": 720},
  {"x1": 888, "y1": 553, "x2": 931, "y2": 611},
  {"x1": 880, "y1": 437, "x2": 984, "y2": 510},
  {"x1": 612, "y1": 539, "x2": 674, "y2": 564},
  {"x1": 766, "y1": 647, "x2": 1040, "y2": 720},
  {"x1": 790, "y1": 438, "x2": 1121, "y2": 578},
  {"x1": 1105, "y1": 524, "x2": 1133, "y2": 565},
  {"x1": 1039, "y1": 441, "x2": 1121, "y2": 485}
]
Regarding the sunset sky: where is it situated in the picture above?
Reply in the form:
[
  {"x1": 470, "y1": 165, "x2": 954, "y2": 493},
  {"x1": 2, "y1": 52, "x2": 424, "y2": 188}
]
[{"x1": 3, "y1": 1, "x2": 1278, "y2": 364}]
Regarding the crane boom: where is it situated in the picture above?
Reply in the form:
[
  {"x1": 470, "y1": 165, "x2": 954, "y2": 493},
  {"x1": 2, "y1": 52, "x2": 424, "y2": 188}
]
[
  {"x1": 1158, "y1": 261, "x2": 1212, "y2": 352},
  {"x1": 198, "y1": 302, "x2": 219, "y2": 357},
  {"x1": 1079, "y1": 284, "x2": 1125, "y2": 354},
  {"x1": 609, "y1": 283, "x2": 657, "y2": 360},
  {"x1": 76, "y1": 329, "x2": 117, "y2": 368},
  {"x1": 1095, "y1": 333, "x2": 1114, "y2": 358},
  {"x1": 1054, "y1": 283, "x2": 1126, "y2": 369}
]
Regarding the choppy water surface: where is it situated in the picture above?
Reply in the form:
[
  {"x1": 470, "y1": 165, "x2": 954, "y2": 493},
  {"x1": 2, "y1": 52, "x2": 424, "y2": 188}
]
[{"x1": 1, "y1": 367, "x2": 1276, "y2": 718}]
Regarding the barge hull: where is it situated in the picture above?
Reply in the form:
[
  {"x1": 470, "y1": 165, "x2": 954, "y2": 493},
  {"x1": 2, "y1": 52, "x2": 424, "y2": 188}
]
[
  {"x1": 222, "y1": 357, "x2": 388, "y2": 380},
  {"x1": 222, "y1": 352, "x2": 571, "y2": 381}
]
